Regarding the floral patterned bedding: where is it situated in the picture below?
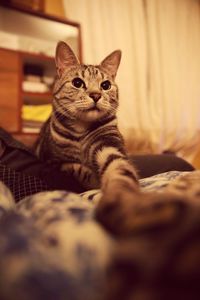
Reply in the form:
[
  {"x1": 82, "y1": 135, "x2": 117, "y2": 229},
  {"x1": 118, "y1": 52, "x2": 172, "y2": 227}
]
[{"x1": 0, "y1": 170, "x2": 200, "y2": 300}]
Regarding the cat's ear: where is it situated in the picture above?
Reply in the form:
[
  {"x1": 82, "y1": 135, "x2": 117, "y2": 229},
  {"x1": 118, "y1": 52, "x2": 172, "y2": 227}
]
[
  {"x1": 100, "y1": 50, "x2": 121, "y2": 78},
  {"x1": 55, "y1": 41, "x2": 79, "y2": 77}
]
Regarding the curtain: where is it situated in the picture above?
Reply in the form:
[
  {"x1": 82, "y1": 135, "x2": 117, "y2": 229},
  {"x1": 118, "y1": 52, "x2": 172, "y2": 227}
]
[{"x1": 63, "y1": 0, "x2": 200, "y2": 162}]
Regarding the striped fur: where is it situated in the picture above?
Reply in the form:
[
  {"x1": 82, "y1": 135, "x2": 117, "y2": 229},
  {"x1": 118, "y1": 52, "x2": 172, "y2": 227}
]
[{"x1": 35, "y1": 42, "x2": 139, "y2": 196}]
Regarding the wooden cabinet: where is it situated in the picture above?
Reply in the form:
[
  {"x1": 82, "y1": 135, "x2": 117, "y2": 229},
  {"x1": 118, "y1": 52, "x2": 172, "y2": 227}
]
[
  {"x1": 0, "y1": 48, "x2": 21, "y2": 132},
  {"x1": 0, "y1": 3, "x2": 81, "y2": 146}
]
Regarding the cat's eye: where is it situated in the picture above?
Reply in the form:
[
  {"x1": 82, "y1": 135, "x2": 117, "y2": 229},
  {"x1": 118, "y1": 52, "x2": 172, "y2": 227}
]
[
  {"x1": 72, "y1": 77, "x2": 85, "y2": 88},
  {"x1": 101, "y1": 80, "x2": 111, "y2": 90}
]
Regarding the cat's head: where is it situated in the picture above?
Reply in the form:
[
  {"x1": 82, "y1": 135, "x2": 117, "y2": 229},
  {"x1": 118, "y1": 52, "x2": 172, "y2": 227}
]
[{"x1": 53, "y1": 41, "x2": 121, "y2": 123}]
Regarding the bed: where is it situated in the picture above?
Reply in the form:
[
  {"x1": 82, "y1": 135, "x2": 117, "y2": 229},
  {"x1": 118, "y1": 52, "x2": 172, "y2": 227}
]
[{"x1": 0, "y1": 169, "x2": 200, "y2": 300}]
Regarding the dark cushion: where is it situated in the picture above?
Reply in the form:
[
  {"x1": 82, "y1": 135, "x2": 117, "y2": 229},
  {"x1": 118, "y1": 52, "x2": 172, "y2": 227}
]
[{"x1": 130, "y1": 154, "x2": 195, "y2": 178}]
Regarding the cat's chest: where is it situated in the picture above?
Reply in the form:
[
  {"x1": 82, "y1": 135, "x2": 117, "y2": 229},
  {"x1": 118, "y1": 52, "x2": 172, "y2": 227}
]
[
  {"x1": 64, "y1": 133, "x2": 93, "y2": 166},
  {"x1": 49, "y1": 119, "x2": 97, "y2": 166},
  {"x1": 52, "y1": 133, "x2": 89, "y2": 164}
]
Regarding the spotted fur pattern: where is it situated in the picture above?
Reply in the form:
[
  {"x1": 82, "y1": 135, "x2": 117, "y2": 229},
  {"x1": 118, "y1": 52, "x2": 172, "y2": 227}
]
[{"x1": 35, "y1": 41, "x2": 139, "y2": 197}]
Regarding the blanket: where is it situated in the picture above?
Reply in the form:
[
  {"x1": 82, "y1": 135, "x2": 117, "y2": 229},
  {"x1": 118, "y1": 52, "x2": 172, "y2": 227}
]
[{"x1": 0, "y1": 170, "x2": 200, "y2": 300}]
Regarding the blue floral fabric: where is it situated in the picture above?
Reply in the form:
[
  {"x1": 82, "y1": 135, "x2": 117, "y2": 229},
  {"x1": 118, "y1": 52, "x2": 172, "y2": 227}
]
[{"x1": 0, "y1": 170, "x2": 196, "y2": 299}]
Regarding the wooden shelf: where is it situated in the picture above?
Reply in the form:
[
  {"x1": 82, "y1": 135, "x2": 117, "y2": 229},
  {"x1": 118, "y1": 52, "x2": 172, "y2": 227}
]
[
  {"x1": 0, "y1": 4, "x2": 82, "y2": 146},
  {"x1": 20, "y1": 49, "x2": 54, "y2": 60},
  {"x1": 22, "y1": 91, "x2": 52, "y2": 104},
  {"x1": 0, "y1": 4, "x2": 81, "y2": 60}
]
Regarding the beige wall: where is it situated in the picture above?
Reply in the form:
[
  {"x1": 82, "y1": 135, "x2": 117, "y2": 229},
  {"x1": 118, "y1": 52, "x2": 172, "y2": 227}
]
[{"x1": 44, "y1": 0, "x2": 65, "y2": 17}]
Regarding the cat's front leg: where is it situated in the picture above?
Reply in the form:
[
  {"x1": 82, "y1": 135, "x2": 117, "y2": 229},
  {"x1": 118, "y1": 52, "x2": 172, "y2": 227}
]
[
  {"x1": 94, "y1": 146, "x2": 141, "y2": 232},
  {"x1": 97, "y1": 146, "x2": 139, "y2": 195}
]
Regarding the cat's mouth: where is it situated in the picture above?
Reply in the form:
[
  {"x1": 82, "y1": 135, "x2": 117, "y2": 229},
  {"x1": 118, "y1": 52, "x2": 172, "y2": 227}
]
[
  {"x1": 79, "y1": 105, "x2": 106, "y2": 121},
  {"x1": 84, "y1": 105, "x2": 101, "y2": 112},
  {"x1": 87, "y1": 107, "x2": 101, "y2": 112}
]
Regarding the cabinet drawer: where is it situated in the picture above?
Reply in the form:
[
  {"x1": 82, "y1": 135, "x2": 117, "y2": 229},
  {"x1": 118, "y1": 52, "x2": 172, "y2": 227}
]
[{"x1": 0, "y1": 48, "x2": 19, "y2": 71}]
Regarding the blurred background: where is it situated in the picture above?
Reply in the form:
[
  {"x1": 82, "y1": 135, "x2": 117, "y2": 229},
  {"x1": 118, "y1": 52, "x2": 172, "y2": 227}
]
[{"x1": 1, "y1": 0, "x2": 200, "y2": 167}]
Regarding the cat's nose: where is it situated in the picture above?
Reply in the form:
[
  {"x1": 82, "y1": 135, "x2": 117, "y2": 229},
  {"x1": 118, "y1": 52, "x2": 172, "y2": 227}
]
[{"x1": 89, "y1": 92, "x2": 101, "y2": 103}]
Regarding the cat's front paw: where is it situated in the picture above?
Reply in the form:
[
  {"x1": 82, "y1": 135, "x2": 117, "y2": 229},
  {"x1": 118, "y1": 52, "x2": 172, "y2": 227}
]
[
  {"x1": 95, "y1": 186, "x2": 141, "y2": 236},
  {"x1": 95, "y1": 190, "x2": 187, "y2": 237}
]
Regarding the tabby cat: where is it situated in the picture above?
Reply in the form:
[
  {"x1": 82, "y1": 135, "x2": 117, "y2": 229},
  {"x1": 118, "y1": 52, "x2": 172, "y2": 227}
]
[{"x1": 35, "y1": 41, "x2": 139, "y2": 200}]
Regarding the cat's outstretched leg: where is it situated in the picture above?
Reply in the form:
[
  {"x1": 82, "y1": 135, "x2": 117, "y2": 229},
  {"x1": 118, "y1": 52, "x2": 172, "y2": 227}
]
[{"x1": 92, "y1": 144, "x2": 141, "y2": 233}]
